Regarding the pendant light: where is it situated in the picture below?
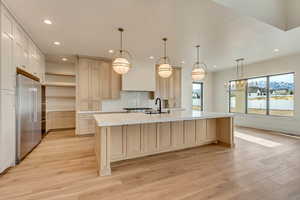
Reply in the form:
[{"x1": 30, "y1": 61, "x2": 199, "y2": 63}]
[
  {"x1": 157, "y1": 38, "x2": 172, "y2": 78},
  {"x1": 235, "y1": 58, "x2": 245, "y2": 87},
  {"x1": 191, "y1": 45, "x2": 207, "y2": 81},
  {"x1": 112, "y1": 28, "x2": 132, "y2": 75}
]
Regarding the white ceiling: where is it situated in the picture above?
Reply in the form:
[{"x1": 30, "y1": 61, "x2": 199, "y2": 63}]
[
  {"x1": 4, "y1": 0, "x2": 300, "y2": 71},
  {"x1": 213, "y1": 0, "x2": 300, "y2": 31}
]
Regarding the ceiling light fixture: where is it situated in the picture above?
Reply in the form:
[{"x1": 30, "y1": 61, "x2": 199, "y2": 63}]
[
  {"x1": 274, "y1": 48, "x2": 279, "y2": 52},
  {"x1": 191, "y1": 45, "x2": 207, "y2": 81},
  {"x1": 149, "y1": 56, "x2": 155, "y2": 60},
  {"x1": 112, "y1": 28, "x2": 132, "y2": 75},
  {"x1": 54, "y1": 41, "x2": 61, "y2": 46},
  {"x1": 108, "y1": 49, "x2": 114, "y2": 54},
  {"x1": 235, "y1": 58, "x2": 246, "y2": 87},
  {"x1": 157, "y1": 38, "x2": 172, "y2": 78},
  {"x1": 43, "y1": 19, "x2": 52, "y2": 25},
  {"x1": 181, "y1": 61, "x2": 185, "y2": 64},
  {"x1": 62, "y1": 58, "x2": 68, "y2": 61}
]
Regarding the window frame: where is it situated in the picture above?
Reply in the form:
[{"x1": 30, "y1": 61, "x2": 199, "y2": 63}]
[
  {"x1": 228, "y1": 72, "x2": 295, "y2": 117},
  {"x1": 192, "y1": 82, "x2": 204, "y2": 111}
]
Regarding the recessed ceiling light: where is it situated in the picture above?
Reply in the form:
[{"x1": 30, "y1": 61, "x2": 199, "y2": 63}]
[
  {"x1": 43, "y1": 19, "x2": 52, "y2": 25},
  {"x1": 62, "y1": 58, "x2": 68, "y2": 61},
  {"x1": 149, "y1": 56, "x2": 155, "y2": 60},
  {"x1": 108, "y1": 49, "x2": 114, "y2": 53},
  {"x1": 181, "y1": 61, "x2": 185, "y2": 64},
  {"x1": 54, "y1": 41, "x2": 61, "y2": 46},
  {"x1": 274, "y1": 49, "x2": 279, "y2": 52}
]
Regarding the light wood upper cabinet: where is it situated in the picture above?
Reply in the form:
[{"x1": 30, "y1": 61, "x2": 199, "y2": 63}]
[
  {"x1": 76, "y1": 58, "x2": 121, "y2": 111},
  {"x1": 155, "y1": 66, "x2": 182, "y2": 108}
]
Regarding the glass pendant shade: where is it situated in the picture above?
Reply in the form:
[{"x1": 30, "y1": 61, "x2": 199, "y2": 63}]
[
  {"x1": 158, "y1": 63, "x2": 173, "y2": 78},
  {"x1": 112, "y1": 57, "x2": 130, "y2": 74},
  {"x1": 192, "y1": 66, "x2": 206, "y2": 81},
  {"x1": 191, "y1": 45, "x2": 207, "y2": 81},
  {"x1": 112, "y1": 28, "x2": 132, "y2": 75},
  {"x1": 157, "y1": 38, "x2": 172, "y2": 78}
]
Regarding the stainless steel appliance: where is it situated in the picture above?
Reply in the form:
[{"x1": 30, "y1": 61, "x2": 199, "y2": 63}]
[{"x1": 16, "y1": 74, "x2": 42, "y2": 163}]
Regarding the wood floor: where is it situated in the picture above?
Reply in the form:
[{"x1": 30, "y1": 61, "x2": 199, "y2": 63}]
[{"x1": 1, "y1": 127, "x2": 300, "y2": 200}]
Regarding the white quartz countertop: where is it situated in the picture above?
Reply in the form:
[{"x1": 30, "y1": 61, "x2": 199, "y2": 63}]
[{"x1": 94, "y1": 111, "x2": 234, "y2": 127}]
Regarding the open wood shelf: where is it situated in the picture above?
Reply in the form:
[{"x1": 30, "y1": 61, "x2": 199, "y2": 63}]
[
  {"x1": 45, "y1": 82, "x2": 76, "y2": 87},
  {"x1": 46, "y1": 72, "x2": 76, "y2": 77}
]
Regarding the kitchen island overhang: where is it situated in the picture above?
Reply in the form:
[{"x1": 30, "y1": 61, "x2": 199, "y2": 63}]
[{"x1": 94, "y1": 111, "x2": 235, "y2": 176}]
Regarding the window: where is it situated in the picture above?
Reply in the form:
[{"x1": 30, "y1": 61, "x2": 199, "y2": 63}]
[
  {"x1": 229, "y1": 73, "x2": 294, "y2": 117},
  {"x1": 229, "y1": 80, "x2": 246, "y2": 113},
  {"x1": 192, "y1": 82, "x2": 203, "y2": 111},
  {"x1": 247, "y1": 77, "x2": 267, "y2": 115},
  {"x1": 269, "y1": 73, "x2": 294, "y2": 116}
]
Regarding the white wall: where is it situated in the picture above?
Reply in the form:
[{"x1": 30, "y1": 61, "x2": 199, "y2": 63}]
[
  {"x1": 122, "y1": 60, "x2": 156, "y2": 91},
  {"x1": 287, "y1": 0, "x2": 300, "y2": 30},
  {"x1": 213, "y1": 0, "x2": 287, "y2": 30},
  {"x1": 212, "y1": 54, "x2": 300, "y2": 135},
  {"x1": 181, "y1": 64, "x2": 214, "y2": 112}
]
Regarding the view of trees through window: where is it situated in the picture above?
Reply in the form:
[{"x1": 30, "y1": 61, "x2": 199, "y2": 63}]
[
  {"x1": 229, "y1": 80, "x2": 246, "y2": 113},
  {"x1": 247, "y1": 77, "x2": 267, "y2": 115},
  {"x1": 192, "y1": 82, "x2": 203, "y2": 111},
  {"x1": 229, "y1": 73, "x2": 294, "y2": 117},
  {"x1": 269, "y1": 73, "x2": 294, "y2": 116}
]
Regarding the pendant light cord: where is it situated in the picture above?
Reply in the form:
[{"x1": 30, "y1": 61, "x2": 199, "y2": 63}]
[
  {"x1": 196, "y1": 45, "x2": 200, "y2": 64},
  {"x1": 118, "y1": 28, "x2": 124, "y2": 55},
  {"x1": 163, "y1": 38, "x2": 167, "y2": 63}
]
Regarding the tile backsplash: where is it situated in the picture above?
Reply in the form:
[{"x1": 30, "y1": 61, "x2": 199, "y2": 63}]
[{"x1": 102, "y1": 91, "x2": 155, "y2": 111}]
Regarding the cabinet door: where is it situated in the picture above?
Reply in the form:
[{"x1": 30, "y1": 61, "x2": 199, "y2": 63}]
[
  {"x1": 0, "y1": 91, "x2": 15, "y2": 173},
  {"x1": 173, "y1": 68, "x2": 181, "y2": 107},
  {"x1": 158, "y1": 122, "x2": 172, "y2": 150},
  {"x1": 110, "y1": 126, "x2": 126, "y2": 160},
  {"x1": 126, "y1": 125, "x2": 143, "y2": 156},
  {"x1": 111, "y1": 67, "x2": 121, "y2": 99},
  {"x1": 143, "y1": 123, "x2": 158, "y2": 153},
  {"x1": 171, "y1": 121, "x2": 184, "y2": 147},
  {"x1": 89, "y1": 61, "x2": 102, "y2": 110},
  {"x1": 196, "y1": 119, "x2": 207, "y2": 143},
  {"x1": 184, "y1": 120, "x2": 196, "y2": 145},
  {"x1": 100, "y1": 62, "x2": 111, "y2": 99},
  {"x1": 77, "y1": 59, "x2": 90, "y2": 111},
  {"x1": 1, "y1": 11, "x2": 15, "y2": 91},
  {"x1": 206, "y1": 119, "x2": 217, "y2": 140}
]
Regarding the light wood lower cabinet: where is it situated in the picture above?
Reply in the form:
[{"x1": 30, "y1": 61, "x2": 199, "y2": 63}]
[
  {"x1": 46, "y1": 111, "x2": 75, "y2": 131},
  {"x1": 158, "y1": 122, "x2": 172, "y2": 151},
  {"x1": 109, "y1": 119, "x2": 219, "y2": 162}
]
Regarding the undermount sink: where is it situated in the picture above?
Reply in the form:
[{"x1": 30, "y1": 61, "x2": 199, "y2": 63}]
[{"x1": 144, "y1": 110, "x2": 170, "y2": 115}]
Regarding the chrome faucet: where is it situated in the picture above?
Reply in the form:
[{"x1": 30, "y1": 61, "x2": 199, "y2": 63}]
[{"x1": 155, "y1": 97, "x2": 162, "y2": 114}]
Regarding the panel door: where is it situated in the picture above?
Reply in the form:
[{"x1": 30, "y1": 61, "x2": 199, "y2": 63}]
[
  {"x1": 171, "y1": 121, "x2": 184, "y2": 147},
  {"x1": 110, "y1": 126, "x2": 126, "y2": 160},
  {"x1": 184, "y1": 120, "x2": 196, "y2": 145},
  {"x1": 206, "y1": 119, "x2": 217, "y2": 140},
  {"x1": 111, "y1": 66, "x2": 121, "y2": 99},
  {"x1": 1, "y1": 10, "x2": 14, "y2": 91},
  {"x1": 0, "y1": 91, "x2": 15, "y2": 173},
  {"x1": 196, "y1": 119, "x2": 207, "y2": 144},
  {"x1": 142, "y1": 123, "x2": 158, "y2": 153},
  {"x1": 158, "y1": 122, "x2": 172, "y2": 150},
  {"x1": 77, "y1": 59, "x2": 90, "y2": 111},
  {"x1": 126, "y1": 125, "x2": 143, "y2": 156},
  {"x1": 89, "y1": 61, "x2": 102, "y2": 110},
  {"x1": 100, "y1": 61, "x2": 111, "y2": 99}
]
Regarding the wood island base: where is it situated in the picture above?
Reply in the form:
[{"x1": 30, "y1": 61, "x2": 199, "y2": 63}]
[{"x1": 95, "y1": 117, "x2": 234, "y2": 176}]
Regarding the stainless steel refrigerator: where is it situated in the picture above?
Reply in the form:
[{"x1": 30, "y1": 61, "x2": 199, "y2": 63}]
[{"x1": 16, "y1": 74, "x2": 42, "y2": 163}]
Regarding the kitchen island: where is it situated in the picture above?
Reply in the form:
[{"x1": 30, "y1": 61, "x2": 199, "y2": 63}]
[{"x1": 94, "y1": 111, "x2": 234, "y2": 176}]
